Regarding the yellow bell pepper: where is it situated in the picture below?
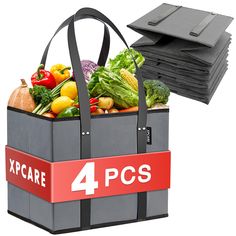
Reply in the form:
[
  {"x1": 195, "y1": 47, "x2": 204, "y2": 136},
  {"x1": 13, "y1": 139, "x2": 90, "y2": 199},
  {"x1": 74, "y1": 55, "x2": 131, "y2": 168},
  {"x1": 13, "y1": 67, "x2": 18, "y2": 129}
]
[{"x1": 50, "y1": 64, "x2": 71, "y2": 85}]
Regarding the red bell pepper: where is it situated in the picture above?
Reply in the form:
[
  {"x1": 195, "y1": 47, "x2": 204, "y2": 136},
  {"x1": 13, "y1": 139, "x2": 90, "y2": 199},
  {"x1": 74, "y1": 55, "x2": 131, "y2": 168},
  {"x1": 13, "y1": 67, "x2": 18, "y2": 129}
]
[
  {"x1": 89, "y1": 98, "x2": 99, "y2": 105},
  {"x1": 74, "y1": 98, "x2": 99, "y2": 108},
  {"x1": 90, "y1": 105, "x2": 98, "y2": 113},
  {"x1": 73, "y1": 104, "x2": 97, "y2": 113},
  {"x1": 31, "y1": 64, "x2": 56, "y2": 89}
]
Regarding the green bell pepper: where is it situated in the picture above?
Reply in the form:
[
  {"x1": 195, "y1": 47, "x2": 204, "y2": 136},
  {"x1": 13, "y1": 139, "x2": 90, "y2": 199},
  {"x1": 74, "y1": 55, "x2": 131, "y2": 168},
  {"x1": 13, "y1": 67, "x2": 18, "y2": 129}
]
[{"x1": 57, "y1": 106, "x2": 80, "y2": 118}]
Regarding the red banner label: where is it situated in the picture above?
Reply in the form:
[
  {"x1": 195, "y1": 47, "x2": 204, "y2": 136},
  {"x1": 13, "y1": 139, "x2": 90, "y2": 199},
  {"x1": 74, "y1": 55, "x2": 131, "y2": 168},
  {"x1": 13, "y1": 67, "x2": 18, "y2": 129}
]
[{"x1": 6, "y1": 146, "x2": 170, "y2": 203}]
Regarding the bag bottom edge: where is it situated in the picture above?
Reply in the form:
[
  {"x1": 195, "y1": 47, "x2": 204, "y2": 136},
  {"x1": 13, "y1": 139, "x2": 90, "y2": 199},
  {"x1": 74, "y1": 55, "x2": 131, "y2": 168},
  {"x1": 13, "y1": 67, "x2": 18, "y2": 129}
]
[{"x1": 8, "y1": 210, "x2": 168, "y2": 234}]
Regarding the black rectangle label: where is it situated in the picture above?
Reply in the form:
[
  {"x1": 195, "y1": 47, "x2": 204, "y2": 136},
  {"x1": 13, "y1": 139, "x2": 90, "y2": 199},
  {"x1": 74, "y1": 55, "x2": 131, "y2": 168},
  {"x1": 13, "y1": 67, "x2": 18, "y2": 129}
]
[{"x1": 146, "y1": 127, "x2": 152, "y2": 145}]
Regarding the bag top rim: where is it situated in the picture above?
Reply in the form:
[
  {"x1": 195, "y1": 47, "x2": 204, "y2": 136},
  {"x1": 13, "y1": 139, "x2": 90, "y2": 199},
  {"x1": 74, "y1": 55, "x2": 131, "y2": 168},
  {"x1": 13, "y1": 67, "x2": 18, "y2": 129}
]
[{"x1": 7, "y1": 106, "x2": 169, "y2": 122}]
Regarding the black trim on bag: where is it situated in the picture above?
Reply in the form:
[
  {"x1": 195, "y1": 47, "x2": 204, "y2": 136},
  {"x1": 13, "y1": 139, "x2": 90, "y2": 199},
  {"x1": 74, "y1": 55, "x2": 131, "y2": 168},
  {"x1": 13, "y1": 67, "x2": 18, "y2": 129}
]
[
  {"x1": 137, "y1": 192, "x2": 147, "y2": 220},
  {"x1": 7, "y1": 106, "x2": 169, "y2": 122},
  {"x1": 8, "y1": 210, "x2": 168, "y2": 234},
  {"x1": 80, "y1": 199, "x2": 91, "y2": 230}
]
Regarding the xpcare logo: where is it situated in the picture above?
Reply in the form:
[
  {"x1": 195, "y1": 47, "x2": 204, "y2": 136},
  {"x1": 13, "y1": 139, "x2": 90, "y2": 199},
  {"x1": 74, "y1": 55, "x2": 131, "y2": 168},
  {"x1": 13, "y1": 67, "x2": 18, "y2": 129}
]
[{"x1": 9, "y1": 158, "x2": 46, "y2": 188}]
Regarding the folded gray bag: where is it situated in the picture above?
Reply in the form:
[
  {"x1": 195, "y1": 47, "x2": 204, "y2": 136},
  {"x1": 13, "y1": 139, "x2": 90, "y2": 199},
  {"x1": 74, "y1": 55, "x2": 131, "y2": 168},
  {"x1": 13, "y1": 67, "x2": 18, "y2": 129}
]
[{"x1": 128, "y1": 3, "x2": 233, "y2": 103}]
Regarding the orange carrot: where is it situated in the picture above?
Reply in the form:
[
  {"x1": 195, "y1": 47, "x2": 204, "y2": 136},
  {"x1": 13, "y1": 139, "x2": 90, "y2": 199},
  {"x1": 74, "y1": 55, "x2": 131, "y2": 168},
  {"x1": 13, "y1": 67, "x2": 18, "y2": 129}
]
[
  {"x1": 42, "y1": 112, "x2": 55, "y2": 118},
  {"x1": 119, "y1": 106, "x2": 139, "y2": 113}
]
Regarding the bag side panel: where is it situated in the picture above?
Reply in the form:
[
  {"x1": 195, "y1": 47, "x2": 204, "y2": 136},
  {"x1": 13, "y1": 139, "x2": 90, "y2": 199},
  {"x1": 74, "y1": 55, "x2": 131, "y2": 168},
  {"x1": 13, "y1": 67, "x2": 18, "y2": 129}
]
[
  {"x1": 27, "y1": 116, "x2": 53, "y2": 161},
  {"x1": 7, "y1": 110, "x2": 30, "y2": 219},
  {"x1": 146, "y1": 190, "x2": 168, "y2": 217},
  {"x1": 53, "y1": 120, "x2": 80, "y2": 161},
  {"x1": 90, "y1": 194, "x2": 137, "y2": 225},
  {"x1": 91, "y1": 115, "x2": 137, "y2": 158},
  {"x1": 7, "y1": 110, "x2": 54, "y2": 229},
  {"x1": 147, "y1": 111, "x2": 169, "y2": 152},
  {"x1": 8, "y1": 183, "x2": 30, "y2": 219}
]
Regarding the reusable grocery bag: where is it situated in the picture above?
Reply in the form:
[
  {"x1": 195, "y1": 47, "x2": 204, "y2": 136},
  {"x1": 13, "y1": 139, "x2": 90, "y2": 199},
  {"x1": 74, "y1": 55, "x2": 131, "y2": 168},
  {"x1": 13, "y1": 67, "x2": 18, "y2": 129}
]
[
  {"x1": 128, "y1": 3, "x2": 233, "y2": 103},
  {"x1": 6, "y1": 8, "x2": 170, "y2": 233}
]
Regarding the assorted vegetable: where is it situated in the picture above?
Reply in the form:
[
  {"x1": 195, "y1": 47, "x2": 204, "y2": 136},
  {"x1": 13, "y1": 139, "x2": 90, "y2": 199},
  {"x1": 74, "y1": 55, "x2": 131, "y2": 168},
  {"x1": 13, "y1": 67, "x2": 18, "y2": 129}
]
[
  {"x1": 8, "y1": 79, "x2": 36, "y2": 112},
  {"x1": 42, "y1": 112, "x2": 56, "y2": 118},
  {"x1": 29, "y1": 85, "x2": 53, "y2": 106},
  {"x1": 108, "y1": 108, "x2": 119, "y2": 113},
  {"x1": 144, "y1": 80, "x2": 170, "y2": 107},
  {"x1": 88, "y1": 67, "x2": 139, "y2": 109},
  {"x1": 60, "y1": 81, "x2": 78, "y2": 100},
  {"x1": 91, "y1": 108, "x2": 104, "y2": 115},
  {"x1": 32, "y1": 78, "x2": 71, "y2": 115},
  {"x1": 31, "y1": 64, "x2": 56, "y2": 89},
  {"x1": 119, "y1": 106, "x2": 139, "y2": 113},
  {"x1": 51, "y1": 96, "x2": 74, "y2": 114},
  {"x1": 50, "y1": 64, "x2": 71, "y2": 85},
  {"x1": 81, "y1": 60, "x2": 98, "y2": 83},
  {"x1": 108, "y1": 48, "x2": 145, "y2": 74},
  {"x1": 120, "y1": 68, "x2": 138, "y2": 91},
  {"x1": 57, "y1": 106, "x2": 80, "y2": 118},
  {"x1": 98, "y1": 97, "x2": 114, "y2": 110},
  {"x1": 8, "y1": 48, "x2": 170, "y2": 119}
]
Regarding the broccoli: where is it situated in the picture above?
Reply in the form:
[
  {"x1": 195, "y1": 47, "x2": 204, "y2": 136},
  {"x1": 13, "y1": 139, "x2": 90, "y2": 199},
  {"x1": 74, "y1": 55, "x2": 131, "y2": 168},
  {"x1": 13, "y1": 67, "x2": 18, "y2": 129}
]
[{"x1": 144, "y1": 80, "x2": 170, "y2": 107}]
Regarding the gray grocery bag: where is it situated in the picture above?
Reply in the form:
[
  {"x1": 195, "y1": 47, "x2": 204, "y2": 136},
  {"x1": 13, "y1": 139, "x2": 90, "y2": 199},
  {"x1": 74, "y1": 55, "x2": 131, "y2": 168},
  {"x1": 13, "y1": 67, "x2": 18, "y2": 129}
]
[
  {"x1": 6, "y1": 8, "x2": 170, "y2": 234},
  {"x1": 128, "y1": 3, "x2": 233, "y2": 103}
]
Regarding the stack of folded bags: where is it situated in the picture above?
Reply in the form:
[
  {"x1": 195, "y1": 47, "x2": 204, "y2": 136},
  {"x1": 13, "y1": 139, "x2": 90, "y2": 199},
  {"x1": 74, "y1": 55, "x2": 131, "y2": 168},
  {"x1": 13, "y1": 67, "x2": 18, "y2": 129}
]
[{"x1": 128, "y1": 3, "x2": 233, "y2": 104}]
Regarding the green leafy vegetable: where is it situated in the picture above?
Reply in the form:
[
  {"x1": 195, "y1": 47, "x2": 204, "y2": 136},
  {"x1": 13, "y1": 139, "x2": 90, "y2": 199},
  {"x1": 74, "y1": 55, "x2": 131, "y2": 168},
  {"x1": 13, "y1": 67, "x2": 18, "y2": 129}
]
[
  {"x1": 29, "y1": 85, "x2": 53, "y2": 107},
  {"x1": 88, "y1": 68, "x2": 170, "y2": 109},
  {"x1": 144, "y1": 80, "x2": 170, "y2": 107},
  {"x1": 107, "y1": 48, "x2": 145, "y2": 74},
  {"x1": 88, "y1": 67, "x2": 138, "y2": 108},
  {"x1": 88, "y1": 48, "x2": 170, "y2": 109}
]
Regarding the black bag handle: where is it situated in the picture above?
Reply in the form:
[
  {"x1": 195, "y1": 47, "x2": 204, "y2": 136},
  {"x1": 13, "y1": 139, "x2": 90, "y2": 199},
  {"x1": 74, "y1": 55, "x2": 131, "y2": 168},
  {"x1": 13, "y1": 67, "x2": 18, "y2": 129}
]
[
  {"x1": 41, "y1": 14, "x2": 110, "y2": 66},
  {"x1": 67, "y1": 8, "x2": 148, "y2": 228},
  {"x1": 68, "y1": 8, "x2": 147, "y2": 158}
]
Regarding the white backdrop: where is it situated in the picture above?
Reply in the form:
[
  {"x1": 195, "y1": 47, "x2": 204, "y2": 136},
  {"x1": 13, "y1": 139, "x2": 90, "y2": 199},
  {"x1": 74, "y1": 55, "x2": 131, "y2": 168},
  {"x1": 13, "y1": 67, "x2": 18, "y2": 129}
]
[{"x1": 0, "y1": 0, "x2": 235, "y2": 235}]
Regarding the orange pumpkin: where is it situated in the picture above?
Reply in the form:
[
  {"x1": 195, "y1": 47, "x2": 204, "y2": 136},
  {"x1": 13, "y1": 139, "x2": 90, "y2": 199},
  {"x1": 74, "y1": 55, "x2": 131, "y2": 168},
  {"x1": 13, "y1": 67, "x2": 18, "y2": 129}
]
[{"x1": 8, "y1": 79, "x2": 36, "y2": 112}]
